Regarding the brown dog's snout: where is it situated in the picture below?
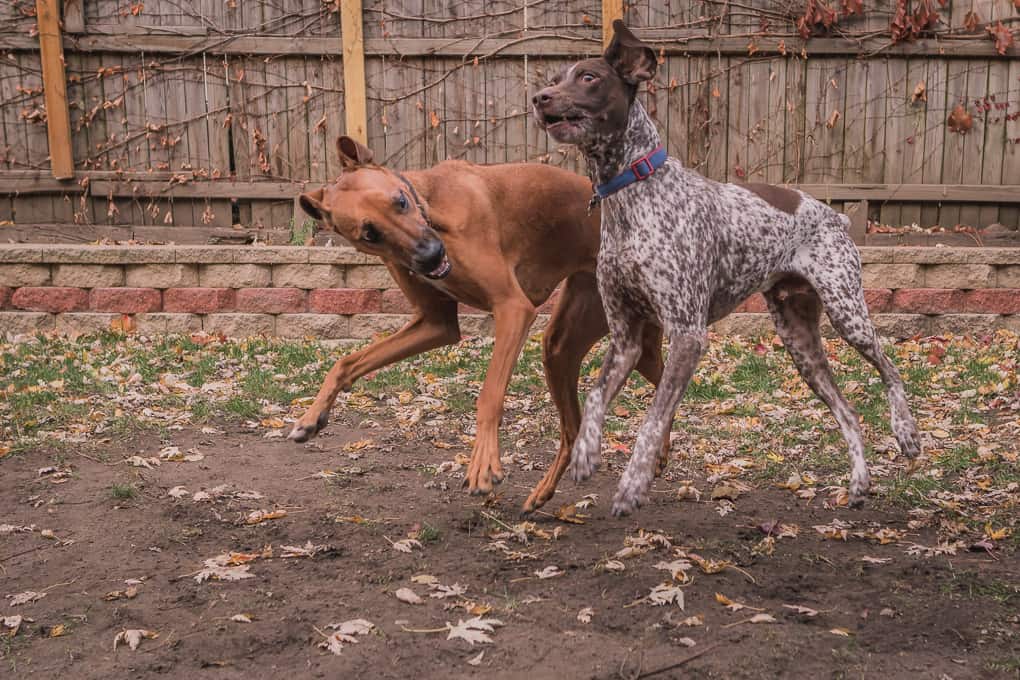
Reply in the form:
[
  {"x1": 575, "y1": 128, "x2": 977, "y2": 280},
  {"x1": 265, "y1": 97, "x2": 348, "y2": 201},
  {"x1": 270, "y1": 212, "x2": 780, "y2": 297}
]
[
  {"x1": 532, "y1": 88, "x2": 554, "y2": 107},
  {"x1": 413, "y1": 238, "x2": 445, "y2": 270}
]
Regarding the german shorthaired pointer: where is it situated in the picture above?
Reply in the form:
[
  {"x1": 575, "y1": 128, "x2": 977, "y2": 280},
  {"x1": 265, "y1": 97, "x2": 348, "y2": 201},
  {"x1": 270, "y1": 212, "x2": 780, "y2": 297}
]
[{"x1": 532, "y1": 21, "x2": 922, "y2": 516}]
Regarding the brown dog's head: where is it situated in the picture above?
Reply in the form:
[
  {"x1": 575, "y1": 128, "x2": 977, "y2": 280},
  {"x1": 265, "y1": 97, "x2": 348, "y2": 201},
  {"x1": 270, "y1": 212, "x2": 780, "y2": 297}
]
[
  {"x1": 531, "y1": 20, "x2": 656, "y2": 147},
  {"x1": 299, "y1": 137, "x2": 451, "y2": 279}
]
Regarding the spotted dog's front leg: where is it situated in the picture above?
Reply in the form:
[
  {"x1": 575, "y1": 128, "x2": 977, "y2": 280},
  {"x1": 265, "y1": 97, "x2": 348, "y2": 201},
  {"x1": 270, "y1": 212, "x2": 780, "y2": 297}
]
[
  {"x1": 612, "y1": 333, "x2": 706, "y2": 516},
  {"x1": 569, "y1": 323, "x2": 645, "y2": 483}
]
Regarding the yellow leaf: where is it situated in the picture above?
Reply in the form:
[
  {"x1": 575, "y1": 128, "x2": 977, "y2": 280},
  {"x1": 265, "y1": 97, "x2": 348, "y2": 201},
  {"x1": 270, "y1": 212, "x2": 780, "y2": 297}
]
[
  {"x1": 830, "y1": 627, "x2": 852, "y2": 637},
  {"x1": 49, "y1": 624, "x2": 67, "y2": 637}
]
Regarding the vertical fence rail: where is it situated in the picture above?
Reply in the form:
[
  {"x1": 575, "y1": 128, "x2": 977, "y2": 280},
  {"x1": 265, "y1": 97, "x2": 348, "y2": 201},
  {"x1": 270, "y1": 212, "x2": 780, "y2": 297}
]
[
  {"x1": 35, "y1": 0, "x2": 74, "y2": 179},
  {"x1": 341, "y1": 0, "x2": 368, "y2": 144}
]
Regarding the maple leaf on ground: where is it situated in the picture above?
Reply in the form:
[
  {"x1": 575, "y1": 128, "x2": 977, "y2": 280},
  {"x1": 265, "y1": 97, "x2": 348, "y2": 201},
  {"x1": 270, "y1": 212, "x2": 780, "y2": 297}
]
[
  {"x1": 577, "y1": 607, "x2": 593, "y2": 624},
  {"x1": 654, "y1": 559, "x2": 693, "y2": 582},
  {"x1": 467, "y1": 650, "x2": 485, "y2": 666},
  {"x1": 8, "y1": 591, "x2": 46, "y2": 606},
  {"x1": 231, "y1": 614, "x2": 253, "y2": 623},
  {"x1": 3, "y1": 615, "x2": 27, "y2": 637},
  {"x1": 648, "y1": 583, "x2": 685, "y2": 608},
  {"x1": 782, "y1": 604, "x2": 820, "y2": 617},
  {"x1": 395, "y1": 587, "x2": 423, "y2": 605},
  {"x1": 534, "y1": 565, "x2": 563, "y2": 579},
  {"x1": 391, "y1": 538, "x2": 422, "y2": 553},
  {"x1": 280, "y1": 541, "x2": 332, "y2": 558},
  {"x1": 319, "y1": 619, "x2": 375, "y2": 655},
  {"x1": 446, "y1": 617, "x2": 504, "y2": 645},
  {"x1": 113, "y1": 628, "x2": 158, "y2": 651},
  {"x1": 429, "y1": 582, "x2": 468, "y2": 599}
]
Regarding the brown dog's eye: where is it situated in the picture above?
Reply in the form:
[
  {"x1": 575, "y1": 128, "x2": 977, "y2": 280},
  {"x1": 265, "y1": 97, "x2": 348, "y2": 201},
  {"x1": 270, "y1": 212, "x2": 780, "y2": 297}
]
[
  {"x1": 362, "y1": 223, "x2": 381, "y2": 243},
  {"x1": 395, "y1": 192, "x2": 409, "y2": 212},
  {"x1": 581, "y1": 73, "x2": 597, "y2": 83}
]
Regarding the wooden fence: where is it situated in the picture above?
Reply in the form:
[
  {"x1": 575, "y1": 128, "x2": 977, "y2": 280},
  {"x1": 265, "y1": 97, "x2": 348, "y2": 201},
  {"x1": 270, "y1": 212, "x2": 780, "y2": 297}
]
[{"x1": 1, "y1": 0, "x2": 1019, "y2": 245}]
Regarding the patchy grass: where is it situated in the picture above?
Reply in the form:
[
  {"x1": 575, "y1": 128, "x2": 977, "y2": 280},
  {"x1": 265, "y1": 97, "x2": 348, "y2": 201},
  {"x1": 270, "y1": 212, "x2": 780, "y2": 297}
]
[
  {"x1": 2, "y1": 329, "x2": 1018, "y2": 548},
  {"x1": 109, "y1": 483, "x2": 137, "y2": 500}
]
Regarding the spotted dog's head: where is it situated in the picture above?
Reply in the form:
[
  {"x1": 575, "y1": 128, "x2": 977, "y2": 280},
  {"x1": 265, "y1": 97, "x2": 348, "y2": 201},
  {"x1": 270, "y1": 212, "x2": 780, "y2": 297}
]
[
  {"x1": 298, "y1": 136, "x2": 451, "y2": 280},
  {"x1": 531, "y1": 20, "x2": 657, "y2": 147}
]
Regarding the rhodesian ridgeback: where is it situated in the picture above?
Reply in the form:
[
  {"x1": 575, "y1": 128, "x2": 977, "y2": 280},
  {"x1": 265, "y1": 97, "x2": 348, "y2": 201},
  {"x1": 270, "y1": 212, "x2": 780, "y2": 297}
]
[{"x1": 291, "y1": 136, "x2": 666, "y2": 512}]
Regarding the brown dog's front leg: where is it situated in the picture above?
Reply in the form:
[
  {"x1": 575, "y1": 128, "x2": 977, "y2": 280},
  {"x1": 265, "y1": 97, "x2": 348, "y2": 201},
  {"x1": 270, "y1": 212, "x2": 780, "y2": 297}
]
[
  {"x1": 464, "y1": 299, "x2": 537, "y2": 495},
  {"x1": 289, "y1": 280, "x2": 459, "y2": 442}
]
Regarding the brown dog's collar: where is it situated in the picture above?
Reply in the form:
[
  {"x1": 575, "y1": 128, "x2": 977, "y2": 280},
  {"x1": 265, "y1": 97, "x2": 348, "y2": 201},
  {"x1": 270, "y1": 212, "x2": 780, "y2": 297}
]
[{"x1": 395, "y1": 172, "x2": 431, "y2": 228}]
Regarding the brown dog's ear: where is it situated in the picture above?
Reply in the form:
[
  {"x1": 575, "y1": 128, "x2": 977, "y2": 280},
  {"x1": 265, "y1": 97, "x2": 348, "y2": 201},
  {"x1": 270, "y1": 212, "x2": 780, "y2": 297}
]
[
  {"x1": 299, "y1": 188, "x2": 326, "y2": 221},
  {"x1": 604, "y1": 20, "x2": 657, "y2": 85},
  {"x1": 336, "y1": 136, "x2": 374, "y2": 168}
]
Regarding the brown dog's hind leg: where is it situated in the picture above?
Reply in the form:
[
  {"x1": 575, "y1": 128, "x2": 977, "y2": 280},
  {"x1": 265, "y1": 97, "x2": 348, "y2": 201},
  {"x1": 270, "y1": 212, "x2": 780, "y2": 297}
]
[
  {"x1": 464, "y1": 296, "x2": 537, "y2": 495},
  {"x1": 289, "y1": 270, "x2": 459, "y2": 442},
  {"x1": 524, "y1": 274, "x2": 607, "y2": 513}
]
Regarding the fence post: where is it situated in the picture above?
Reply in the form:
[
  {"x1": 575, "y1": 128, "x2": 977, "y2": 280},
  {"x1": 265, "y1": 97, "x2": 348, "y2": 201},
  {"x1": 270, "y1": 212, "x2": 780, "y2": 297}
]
[
  {"x1": 35, "y1": 0, "x2": 74, "y2": 179},
  {"x1": 602, "y1": 0, "x2": 624, "y2": 47},
  {"x1": 63, "y1": 0, "x2": 86, "y2": 33},
  {"x1": 340, "y1": 0, "x2": 368, "y2": 144}
]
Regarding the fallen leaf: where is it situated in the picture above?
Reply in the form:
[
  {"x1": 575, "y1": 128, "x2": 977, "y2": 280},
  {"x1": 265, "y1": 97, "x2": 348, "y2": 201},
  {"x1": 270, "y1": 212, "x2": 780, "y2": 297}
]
[
  {"x1": 8, "y1": 591, "x2": 46, "y2": 607},
  {"x1": 648, "y1": 583, "x2": 685, "y2": 608},
  {"x1": 411, "y1": 574, "x2": 439, "y2": 586},
  {"x1": 113, "y1": 628, "x2": 158, "y2": 651},
  {"x1": 319, "y1": 619, "x2": 375, "y2": 655},
  {"x1": 830, "y1": 627, "x2": 852, "y2": 636},
  {"x1": 446, "y1": 617, "x2": 504, "y2": 645},
  {"x1": 466, "y1": 650, "x2": 485, "y2": 666},
  {"x1": 395, "y1": 587, "x2": 423, "y2": 605},
  {"x1": 392, "y1": 538, "x2": 423, "y2": 553},
  {"x1": 534, "y1": 565, "x2": 563, "y2": 579},
  {"x1": 577, "y1": 607, "x2": 593, "y2": 624},
  {"x1": 168, "y1": 486, "x2": 188, "y2": 498},
  {"x1": 245, "y1": 509, "x2": 287, "y2": 525},
  {"x1": 48, "y1": 623, "x2": 67, "y2": 637},
  {"x1": 676, "y1": 636, "x2": 697, "y2": 647},
  {"x1": 231, "y1": 614, "x2": 253, "y2": 623},
  {"x1": 749, "y1": 613, "x2": 777, "y2": 624},
  {"x1": 782, "y1": 604, "x2": 819, "y2": 617}
]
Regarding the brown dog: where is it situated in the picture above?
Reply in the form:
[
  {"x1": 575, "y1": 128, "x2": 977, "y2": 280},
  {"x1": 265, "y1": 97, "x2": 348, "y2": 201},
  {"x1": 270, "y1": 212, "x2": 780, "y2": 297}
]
[{"x1": 292, "y1": 136, "x2": 664, "y2": 512}]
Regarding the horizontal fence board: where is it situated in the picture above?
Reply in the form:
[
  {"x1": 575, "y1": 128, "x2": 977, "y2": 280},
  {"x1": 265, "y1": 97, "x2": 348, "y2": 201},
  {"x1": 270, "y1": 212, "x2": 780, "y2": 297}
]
[{"x1": 3, "y1": 33, "x2": 1018, "y2": 58}]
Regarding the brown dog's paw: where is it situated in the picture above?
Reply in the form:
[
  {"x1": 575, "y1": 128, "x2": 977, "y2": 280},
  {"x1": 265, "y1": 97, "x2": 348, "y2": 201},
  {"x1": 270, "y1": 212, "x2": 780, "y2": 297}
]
[{"x1": 288, "y1": 411, "x2": 329, "y2": 443}]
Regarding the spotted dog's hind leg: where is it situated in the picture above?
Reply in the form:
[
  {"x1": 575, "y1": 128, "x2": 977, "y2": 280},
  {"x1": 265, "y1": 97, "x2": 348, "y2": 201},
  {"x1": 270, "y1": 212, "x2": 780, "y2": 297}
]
[
  {"x1": 569, "y1": 318, "x2": 646, "y2": 483},
  {"x1": 801, "y1": 236, "x2": 922, "y2": 466},
  {"x1": 764, "y1": 279, "x2": 870, "y2": 505},
  {"x1": 612, "y1": 332, "x2": 706, "y2": 516}
]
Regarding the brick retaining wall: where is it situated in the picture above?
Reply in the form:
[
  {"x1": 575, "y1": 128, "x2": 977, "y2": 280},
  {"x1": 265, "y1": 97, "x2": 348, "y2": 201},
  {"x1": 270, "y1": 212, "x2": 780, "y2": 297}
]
[{"x1": 1, "y1": 245, "x2": 1019, "y2": 341}]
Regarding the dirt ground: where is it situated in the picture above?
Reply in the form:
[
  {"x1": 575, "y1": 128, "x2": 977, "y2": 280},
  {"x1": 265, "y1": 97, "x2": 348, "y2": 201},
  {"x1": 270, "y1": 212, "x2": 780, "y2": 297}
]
[{"x1": 3, "y1": 411, "x2": 1019, "y2": 680}]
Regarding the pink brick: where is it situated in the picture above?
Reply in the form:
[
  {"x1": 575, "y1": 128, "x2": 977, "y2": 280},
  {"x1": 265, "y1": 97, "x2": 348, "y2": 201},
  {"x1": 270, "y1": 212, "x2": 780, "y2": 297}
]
[
  {"x1": 890, "y1": 288, "x2": 965, "y2": 314},
  {"x1": 90, "y1": 288, "x2": 162, "y2": 313},
  {"x1": 0, "y1": 286, "x2": 11, "y2": 309},
  {"x1": 962, "y1": 289, "x2": 1020, "y2": 315},
  {"x1": 12, "y1": 287, "x2": 88, "y2": 313},
  {"x1": 380, "y1": 289, "x2": 414, "y2": 314},
  {"x1": 309, "y1": 288, "x2": 380, "y2": 314},
  {"x1": 236, "y1": 288, "x2": 307, "y2": 314},
  {"x1": 164, "y1": 288, "x2": 235, "y2": 313},
  {"x1": 864, "y1": 288, "x2": 893, "y2": 313}
]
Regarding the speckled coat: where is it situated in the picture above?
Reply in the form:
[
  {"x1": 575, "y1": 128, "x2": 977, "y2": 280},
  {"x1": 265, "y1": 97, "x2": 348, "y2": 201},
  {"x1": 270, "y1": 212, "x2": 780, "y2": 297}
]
[{"x1": 533, "y1": 31, "x2": 922, "y2": 516}]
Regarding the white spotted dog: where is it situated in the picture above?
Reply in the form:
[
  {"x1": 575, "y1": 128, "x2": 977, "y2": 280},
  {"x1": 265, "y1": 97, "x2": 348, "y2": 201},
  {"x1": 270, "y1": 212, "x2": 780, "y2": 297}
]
[{"x1": 531, "y1": 20, "x2": 922, "y2": 517}]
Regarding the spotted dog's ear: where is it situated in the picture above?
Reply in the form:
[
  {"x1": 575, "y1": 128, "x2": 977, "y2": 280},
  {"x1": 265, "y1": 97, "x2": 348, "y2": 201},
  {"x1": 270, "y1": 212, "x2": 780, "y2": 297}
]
[
  {"x1": 299, "y1": 187, "x2": 326, "y2": 221},
  {"x1": 336, "y1": 135, "x2": 374, "y2": 168},
  {"x1": 603, "y1": 20, "x2": 657, "y2": 85}
]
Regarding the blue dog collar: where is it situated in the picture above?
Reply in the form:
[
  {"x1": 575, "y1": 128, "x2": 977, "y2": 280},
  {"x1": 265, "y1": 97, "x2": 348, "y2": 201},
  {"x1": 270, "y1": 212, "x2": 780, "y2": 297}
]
[{"x1": 594, "y1": 146, "x2": 668, "y2": 200}]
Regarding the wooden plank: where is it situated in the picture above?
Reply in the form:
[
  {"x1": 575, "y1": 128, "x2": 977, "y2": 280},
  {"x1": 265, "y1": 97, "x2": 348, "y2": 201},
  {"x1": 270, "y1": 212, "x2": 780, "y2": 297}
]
[
  {"x1": 705, "y1": 55, "x2": 729, "y2": 182},
  {"x1": 665, "y1": 55, "x2": 690, "y2": 166},
  {"x1": 977, "y1": 59, "x2": 1008, "y2": 229},
  {"x1": 899, "y1": 58, "x2": 928, "y2": 227},
  {"x1": 727, "y1": 58, "x2": 749, "y2": 184},
  {"x1": 764, "y1": 56, "x2": 787, "y2": 184},
  {"x1": 783, "y1": 55, "x2": 807, "y2": 183},
  {"x1": 323, "y1": 54, "x2": 347, "y2": 178},
  {"x1": 603, "y1": 0, "x2": 624, "y2": 47},
  {"x1": 744, "y1": 59, "x2": 770, "y2": 182},
  {"x1": 7, "y1": 33, "x2": 1018, "y2": 59},
  {"x1": 365, "y1": 57, "x2": 389, "y2": 164},
  {"x1": 842, "y1": 59, "x2": 868, "y2": 183},
  {"x1": 341, "y1": 0, "x2": 368, "y2": 143},
  {"x1": 63, "y1": 0, "x2": 86, "y2": 33},
  {"x1": 999, "y1": 58, "x2": 1020, "y2": 230},
  {"x1": 36, "y1": 0, "x2": 75, "y2": 178},
  {"x1": 959, "y1": 60, "x2": 990, "y2": 229},
  {"x1": 8, "y1": 173, "x2": 1020, "y2": 204},
  {"x1": 880, "y1": 59, "x2": 908, "y2": 227},
  {"x1": 920, "y1": 59, "x2": 948, "y2": 229},
  {"x1": 940, "y1": 59, "x2": 970, "y2": 229}
]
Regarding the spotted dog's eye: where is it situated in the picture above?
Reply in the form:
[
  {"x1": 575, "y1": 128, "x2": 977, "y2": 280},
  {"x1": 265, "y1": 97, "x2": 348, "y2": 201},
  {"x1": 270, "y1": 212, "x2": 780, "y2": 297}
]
[
  {"x1": 362, "y1": 223, "x2": 381, "y2": 243},
  {"x1": 395, "y1": 192, "x2": 409, "y2": 212},
  {"x1": 581, "y1": 73, "x2": 598, "y2": 83}
]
